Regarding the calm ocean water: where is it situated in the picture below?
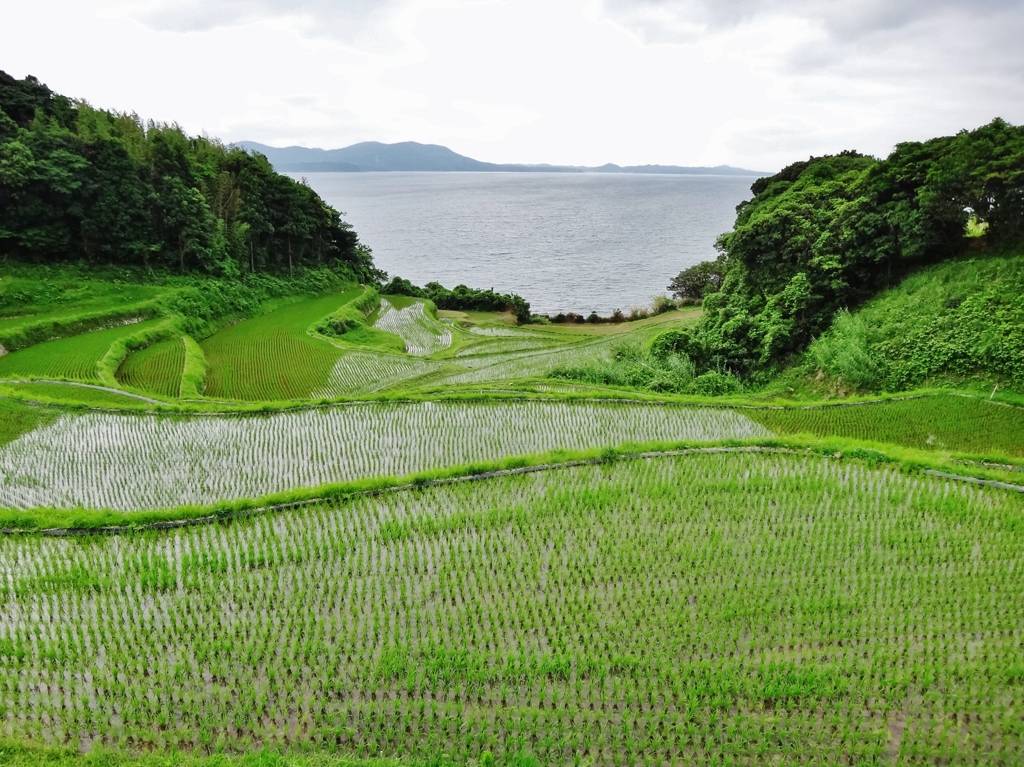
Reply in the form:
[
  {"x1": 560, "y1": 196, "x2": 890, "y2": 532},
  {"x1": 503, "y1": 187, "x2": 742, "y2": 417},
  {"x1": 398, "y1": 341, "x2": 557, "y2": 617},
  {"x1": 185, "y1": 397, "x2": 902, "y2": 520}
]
[{"x1": 295, "y1": 172, "x2": 758, "y2": 315}]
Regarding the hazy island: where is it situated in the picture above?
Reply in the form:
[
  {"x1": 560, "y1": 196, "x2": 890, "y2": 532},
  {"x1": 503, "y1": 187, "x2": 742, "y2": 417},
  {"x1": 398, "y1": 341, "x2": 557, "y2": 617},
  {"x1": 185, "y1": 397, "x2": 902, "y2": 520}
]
[{"x1": 236, "y1": 139, "x2": 771, "y2": 176}]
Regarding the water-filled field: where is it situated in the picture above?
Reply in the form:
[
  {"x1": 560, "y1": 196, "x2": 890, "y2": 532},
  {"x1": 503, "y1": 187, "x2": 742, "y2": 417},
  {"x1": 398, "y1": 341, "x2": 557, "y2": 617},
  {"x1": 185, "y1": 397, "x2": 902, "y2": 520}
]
[
  {"x1": 0, "y1": 402, "x2": 768, "y2": 510},
  {"x1": 3, "y1": 452, "x2": 1021, "y2": 763}
]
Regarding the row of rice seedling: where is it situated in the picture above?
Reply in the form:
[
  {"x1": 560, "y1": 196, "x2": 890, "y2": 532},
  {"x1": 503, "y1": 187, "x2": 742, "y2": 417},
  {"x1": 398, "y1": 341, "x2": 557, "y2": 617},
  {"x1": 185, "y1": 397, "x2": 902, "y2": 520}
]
[
  {"x1": 314, "y1": 352, "x2": 445, "y2": 397},
  {"x1": 750, "y1": 395, "x2": 1024, "y2": 459},
  {"x1": 0, "y1": 402, "x2": 768, "y2": 510},
  {"x1": 466, "y1": 325, "x2": 530, "y2": 337},
  {"x1": 374, "y1": 299, "x2": 452, "y2": 356},
  {"x1": 0, "y1": 320, "x2": 164, "y2": 383},
  {"x1": 441, "y1": 336, "x2": 622, "y2": 383},
  {"x1": 115, "y1": 338, "x2": 186, "y2": 398},
  {"x1": 1, "y1": 453, "x2": 1021, "y2": 764},
  {"x1": 455, "y1": 336, "x2": 563, "y2": 359},
  {"x1": 200, "y1": 290, "x2": 361, "y2": 401}
]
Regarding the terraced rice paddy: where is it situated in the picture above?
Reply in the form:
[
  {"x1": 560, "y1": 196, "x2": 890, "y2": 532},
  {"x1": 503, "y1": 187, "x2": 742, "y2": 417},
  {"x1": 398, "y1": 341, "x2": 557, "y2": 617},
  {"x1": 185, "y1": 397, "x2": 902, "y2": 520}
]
[
  {"x1": 750, "y1": 395, "x2": 1024, "y2": 459},
  {"x1": 201, "y1": 290, "x2": 361, "y2": 401},
  {"x1": 0, "y1": 320, "x2": 162, "y2": 383},
  {"x1": 2, "y1": 453, "x2": 1022, "y2": 764},
  {"x1": 441, "y1": 337, "x2": 621, "y2": 384},
  {"x1": 374, "y1": 299, "x2": 452, "y2": 356},
  {"x1": 0, "y1": 402, "x2": 768, "y2": 510},
  {"x1": 4, "y1": 285, "x2": 1024, "y2": 767},
  {"x1": 314, "y1": 352, "x2": 444, "y2": 397},
  {"x1": 116, "y1": 338, "x2": 186, "y2": 398},
  {"x1": 455, "y1": 335, "x2": 561, "y2": 358}
]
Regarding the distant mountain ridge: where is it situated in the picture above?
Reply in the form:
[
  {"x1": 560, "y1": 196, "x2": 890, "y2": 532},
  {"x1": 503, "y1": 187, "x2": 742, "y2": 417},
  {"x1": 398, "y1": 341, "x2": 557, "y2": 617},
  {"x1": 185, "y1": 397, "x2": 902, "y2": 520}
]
[{"x1": 235, "y1": 140, "x2": 769, "y2": 176}]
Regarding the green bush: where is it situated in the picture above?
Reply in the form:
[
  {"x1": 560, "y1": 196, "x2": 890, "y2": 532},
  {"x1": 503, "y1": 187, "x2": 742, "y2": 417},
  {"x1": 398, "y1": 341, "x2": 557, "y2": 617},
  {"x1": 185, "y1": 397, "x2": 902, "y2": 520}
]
[
  {"x1": 382, "y1": 277, "x2": 532, "y2": 324},
  {"x1": 315, "y1": 286, "x2": 380, "y2": 336},
  {"x1": 549, "y1": 342, "x2": 700, "y2": 394},
  {"x1": 690, "y1": 370, "x2": 743, "y2": 397}
]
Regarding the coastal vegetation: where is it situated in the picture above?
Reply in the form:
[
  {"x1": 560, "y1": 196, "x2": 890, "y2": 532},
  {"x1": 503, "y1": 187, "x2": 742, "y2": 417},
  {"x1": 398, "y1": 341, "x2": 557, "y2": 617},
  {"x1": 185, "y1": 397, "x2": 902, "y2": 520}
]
[
  {"x1": 0, "y1": 72, "x2": 378, "y2": 281},
  {"x1": 801, "y1": 252, "x2": 1024, "y2": 393},
  {"x1": 658, "y1": 119, "x2": 1024, "y2": 385}
]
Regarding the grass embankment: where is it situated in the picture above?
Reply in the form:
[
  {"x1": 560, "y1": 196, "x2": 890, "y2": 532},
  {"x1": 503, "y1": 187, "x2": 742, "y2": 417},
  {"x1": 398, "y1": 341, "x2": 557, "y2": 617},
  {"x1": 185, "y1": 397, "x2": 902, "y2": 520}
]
[
  {"x1": 0, "y1": 275, "x2": 167, "y2": 353},
  {"x1": 314, "y1": 288, "x2": 406, "y2": 355},
  {"x1": 533, "y1": 306, "x2": 701, "y2": 335},
  {"x1": 201, "y1": 289, "x2": 362, "y2": 401},
  {"x1": 0, "y1": 383, "x2": 170, "y2": 408},
  {"x1": 800, "y1": 250, "x2": 1024, "y2": 394},
  {"x1": 0, "y1": 399, "x2": 55, "y2": 447},
  {"x1": 2, "y1": 453, "x2": 1022, "y2": 764}
]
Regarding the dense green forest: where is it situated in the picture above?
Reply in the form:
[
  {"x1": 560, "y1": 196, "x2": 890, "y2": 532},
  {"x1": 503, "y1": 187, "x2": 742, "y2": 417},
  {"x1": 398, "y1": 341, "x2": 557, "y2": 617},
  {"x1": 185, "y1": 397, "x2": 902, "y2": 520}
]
[
  {"x1": 0, "y1": 71, "x2": 379, "y2": 282},
  {"x1": 660, "y1": 119, "x2": 1024, "y2": 383}
]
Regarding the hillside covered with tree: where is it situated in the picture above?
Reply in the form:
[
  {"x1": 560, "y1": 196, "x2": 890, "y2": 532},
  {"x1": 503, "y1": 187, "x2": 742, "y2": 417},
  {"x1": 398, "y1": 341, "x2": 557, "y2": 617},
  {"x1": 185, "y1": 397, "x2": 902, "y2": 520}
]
[
  {"x1": 660, "y1": 119, "x2": 1024, "y2": 384},
  {"x1": 0, "y1": 71, "x2": 379, "y2": 282}
]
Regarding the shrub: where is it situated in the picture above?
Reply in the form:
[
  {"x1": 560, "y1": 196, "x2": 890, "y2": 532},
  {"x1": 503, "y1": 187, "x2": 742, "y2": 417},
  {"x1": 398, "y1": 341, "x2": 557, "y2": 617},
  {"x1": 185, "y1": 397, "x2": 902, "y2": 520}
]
[
  {"x1": 690, "y1": 370, "x2": 743, "y2": 396},
  {"x1": 650, "y1": 294, "x2": 677, "y2": 316},
  {"x1": 314, "y1": 287, "x2": 380, "y2": 336},
  {"x1": 667, "y1": 255, "x2": 726, "y2": 301}
]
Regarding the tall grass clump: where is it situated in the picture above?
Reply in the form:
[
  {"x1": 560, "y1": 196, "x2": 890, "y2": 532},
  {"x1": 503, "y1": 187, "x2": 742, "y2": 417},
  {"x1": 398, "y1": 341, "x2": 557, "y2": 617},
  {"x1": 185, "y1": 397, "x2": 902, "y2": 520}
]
[
  {"x1": 806, "y1": 310, "x2": 886, "y2": 390},
  {"x1": 550, "y1": 341, "x2": 741, "y2": 396}
]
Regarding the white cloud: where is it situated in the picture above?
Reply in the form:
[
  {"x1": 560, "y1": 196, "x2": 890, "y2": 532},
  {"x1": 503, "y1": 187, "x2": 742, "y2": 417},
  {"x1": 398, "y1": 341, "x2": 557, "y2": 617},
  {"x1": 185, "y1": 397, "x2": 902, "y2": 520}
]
[{"x1": 1, "y1": 0, "x2": 1021, "y2": 171}]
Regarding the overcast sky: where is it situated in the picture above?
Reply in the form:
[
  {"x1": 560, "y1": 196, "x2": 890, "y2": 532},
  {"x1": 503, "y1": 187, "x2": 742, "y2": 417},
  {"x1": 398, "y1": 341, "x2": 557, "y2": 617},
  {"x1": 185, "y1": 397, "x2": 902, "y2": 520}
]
[{"x1": 4, "y1": 0, "x2": 1023, "y2": 170}]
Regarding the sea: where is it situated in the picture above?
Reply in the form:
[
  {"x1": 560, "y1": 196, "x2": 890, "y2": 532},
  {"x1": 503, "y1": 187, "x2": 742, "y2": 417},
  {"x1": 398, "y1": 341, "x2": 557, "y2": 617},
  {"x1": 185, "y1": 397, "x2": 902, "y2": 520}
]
[{"x1": 293, "y1": 171, "x2": 759, "y2": 315}]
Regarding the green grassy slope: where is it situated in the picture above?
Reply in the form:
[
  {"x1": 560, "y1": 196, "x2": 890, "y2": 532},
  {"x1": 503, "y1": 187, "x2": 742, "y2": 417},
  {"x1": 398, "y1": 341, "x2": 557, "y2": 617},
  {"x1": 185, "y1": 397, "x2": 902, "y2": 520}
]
[
  {"x1": 750, "y1": 394, "x2": 1024, "y2": 459},
  {"x1": 0, "y1": 319, "x2": 166, "y2": 382},
  {"x1": 0, "y1": 275, "x2": 163, "y2": 318},
  {"x1": 116, "y1": 338, "x2": 186, "y2": 398},
  {"x1": 201, "y1": 289, "x2": 361, "y2": 400},
  {"x1": 2, "y1": 453, "x2": 1021, "y2": 764},
  {"x1": 0, "y1": 276, "x2": 166, "y2": 352},
  {"x1": 801, "y1": 250, "x2": 1024, "y2": 395}
]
